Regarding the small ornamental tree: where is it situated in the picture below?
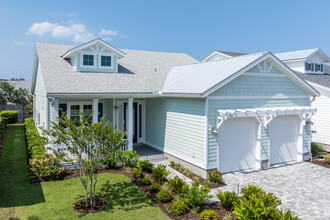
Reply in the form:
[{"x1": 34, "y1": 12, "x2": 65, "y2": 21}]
[{"x1": 44, "y1": 112, "x2": 126, "y2": 208}]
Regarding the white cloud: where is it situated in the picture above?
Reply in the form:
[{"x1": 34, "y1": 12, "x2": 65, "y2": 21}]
[
  {"x1": 27, "y1": 22, "x2": 95, "y2": 43},
  {"x1": 100, "y1": 28, "x2": 127, "y2": 38}
]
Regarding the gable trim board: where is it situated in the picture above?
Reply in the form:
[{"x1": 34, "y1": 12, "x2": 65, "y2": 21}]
[
  {"x1": 62, "y1": 38, "x2": 126, "y2": 59},
  {"x1": 202, "y1": 53, "x2": 319, "y2": 98}
]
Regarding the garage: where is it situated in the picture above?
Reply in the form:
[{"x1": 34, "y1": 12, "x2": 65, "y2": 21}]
[
  {"x1": 269, "y1": 115, "x2": 301, "y2": 165},
  {"x1": 218, "y1": 117, "x2": 258, "y2": 173}
]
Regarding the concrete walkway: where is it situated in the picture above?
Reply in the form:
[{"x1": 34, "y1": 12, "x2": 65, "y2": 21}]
[{"x1": 210, "y1": 162, "x2": 330, "y2": 220}]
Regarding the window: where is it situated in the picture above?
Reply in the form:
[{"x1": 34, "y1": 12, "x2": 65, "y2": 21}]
[
  {"x1": 308, "y1": 63, "x2": 311, "y2": 70},
  {"x1": 83, "y1": 54, "x2": 94, "y2": 66},
  {"x1": 101, "y1": 56, "x2": 111, "y2": 67},
  {"x1": 70, "y1": 105, "x2": 80, "y2": 122},
  {"x1": 315, "y1": 64, "x2": 319, "y2": 71},
  {"x1": 321, "y1": 64, "x2": 324, "y2": 72},
  {"x1": 311, "y1": 63, "x2": 314, "y2": 71},
  {"x1": 83, "y1": 105, "x2": 93, "y2": 123}
]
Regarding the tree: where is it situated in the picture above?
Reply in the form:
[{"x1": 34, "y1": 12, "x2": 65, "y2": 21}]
[
  {"x1": 44, "y1": 113, "x2": 126, "y2": 208},
  {"x1": 0, "y1": 81, "x2": 30, "y2": 105}
]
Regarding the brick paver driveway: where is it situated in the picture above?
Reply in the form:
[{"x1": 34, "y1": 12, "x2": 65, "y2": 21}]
[{"x1": 210, "y1": 162, "x2": 330, "y2": 220}]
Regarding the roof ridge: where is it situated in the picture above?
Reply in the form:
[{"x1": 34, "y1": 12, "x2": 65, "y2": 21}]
[{"x1": 276, "y1": 48, "x2": 319, "y2": 54}]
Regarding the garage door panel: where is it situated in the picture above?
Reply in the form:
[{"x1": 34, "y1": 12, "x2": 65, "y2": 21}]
[
  {"x1": 219, "y1": 118, "x2": 258, "y2": 173},
  {"x1": 270, "y1": 116, "x2": 301, "y2": 165}
]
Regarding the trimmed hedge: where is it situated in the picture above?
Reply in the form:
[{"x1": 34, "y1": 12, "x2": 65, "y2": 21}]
[
  {"x1": 0, "y1": 118, "x2": 7, "y2": 141},
  {"x1": 25, "y1": 118, "x2": 47, "y2": 158},
  {"x1": 0, "y1": 110, "x2": 18, "y2": 124}
]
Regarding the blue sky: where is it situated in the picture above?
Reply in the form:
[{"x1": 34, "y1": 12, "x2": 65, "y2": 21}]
[{"x1": 1, "y1": 0, "x2": 330, "y2": 80}]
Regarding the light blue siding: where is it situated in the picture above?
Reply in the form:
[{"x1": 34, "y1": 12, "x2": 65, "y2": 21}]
[
  {"x1": 145, "y1": 98, "x2": 206, "y2": 168},
  {"x1": 246, "y1": 60, "x2": 282, "y2": 74},
  {"x1": 34, "y1": 61, "x2": 48, "y2": 129},
  {"x1": 207, "y1": 61, "x2": 311, "y2": 166}
]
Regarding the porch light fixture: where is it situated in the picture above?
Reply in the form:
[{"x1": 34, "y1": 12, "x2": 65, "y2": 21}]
[{"x1": 114, "y1": 105, "x2": 119, "y2": 110}]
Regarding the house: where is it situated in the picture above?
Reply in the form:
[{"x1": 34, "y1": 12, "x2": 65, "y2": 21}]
[{"x1": 31, "y1": 38, "x2": 319, "y2": 177}]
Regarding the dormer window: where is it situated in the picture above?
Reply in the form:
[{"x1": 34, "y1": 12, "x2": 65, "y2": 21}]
[
  {"x1": 101, "y1": 55, "x2": 111, "y2": 67},
  {"x1": 83, "y1": 54, "x2": 94, "y2": 66}
]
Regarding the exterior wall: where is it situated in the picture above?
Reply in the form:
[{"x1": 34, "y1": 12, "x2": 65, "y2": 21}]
[
  {"x1": 145, "y1": 97, "x2": 206, "y2": 168},
  {"x1": 311, "y1": 85, "x2": 330, "y2": 145},
  {"x1": 205, "y1": 53, "x2": 230, "y2": 61},
  {"x1": 207, "y1": 60, "x2": 311, "y2": 167},
  {"x1": 284, "y1": 61, "x2": 305, "y2": 73},
  {"x1": 34, "y1": 61, "x2": 48, "y2": 129}
]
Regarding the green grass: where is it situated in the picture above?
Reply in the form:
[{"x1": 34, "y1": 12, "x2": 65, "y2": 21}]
[{"x1": 0, "y1": 124, "x2": 169, "y2": 220}]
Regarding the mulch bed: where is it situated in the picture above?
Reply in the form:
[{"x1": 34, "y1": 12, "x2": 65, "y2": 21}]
[
  {"x1": 168, "y1": 164, "x2": 225, "y2": 189},
  {"x1": 73, "y1": 198, "x2": 107, "y2": 214},
  {"x1": 0, "y1": 126, "x2": 9, "y2": 158},
  {"x1": 309, "y1": 159, "x2": 330, "y2": 169}
]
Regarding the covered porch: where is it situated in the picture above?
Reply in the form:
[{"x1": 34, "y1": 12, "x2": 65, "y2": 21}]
[{"x1": 49, "y1": 96, "x2": 156, "y2": 153}]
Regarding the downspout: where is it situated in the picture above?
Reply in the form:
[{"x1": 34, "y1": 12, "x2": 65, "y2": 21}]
[{"x1": 309, "y1": 96, "x2": 316, "y2": 162}]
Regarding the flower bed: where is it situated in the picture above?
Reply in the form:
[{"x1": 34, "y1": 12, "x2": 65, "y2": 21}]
[{"x1": 169, "y1": 161, "x2": 226, "y2": 189}]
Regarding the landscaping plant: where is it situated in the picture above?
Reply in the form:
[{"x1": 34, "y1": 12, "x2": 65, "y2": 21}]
[
  {"x1": 207, "y1": 169, "x2": 223, "y2": 184},
  {"x1": 157, "y1": 189, "x2": 172, "y2": 203},
  {"x1": 311, "y1": 142, "x2": 322, "y2": 157},
  {"x1": 0, "y1": 110, "x2": 18, "y2": 124},
  {"x1": 168, "y1": 176, "x2": 187, "y2": 194},
  {"x1": 182, "y1": 181, "x2": 212, "y2": 212},
  {"x1": 171, "y1": 200, "x2": 188, "y2": 216},
  {"x1": 149, "y1": 183, "x2": 160, "y2": 193},
  {"x1": 270, "y1": 208, "x2": 300, "y2": 220},
  {"x1": 216, "y1": 190, "x2": 239, "y2": 211},
  {"x1": 45, "y1": 112, "x2": 126, "y2": 208},
  {"x1": 152, "y1": 164, "x2": 171, "y2": 183},
  {"x1": 199, "y1": 209, "x2": 217, "y2": 220},
  {"x1": 132, "y1": 168, "x2": 144, "y2": 179},
  {"x1": 233, "y1": 185, "x2": 282, "y2": 220},
  {"x1": 138, "y1": 159, "x2": 153, "y2": 173},
  {"x1": 118, "y1": 149, "x2": 140, "y2": 167},
  {"x1": 25, "y1": 118, "x2": 47, "y2": 158},
  {"x1": 141, "y1": 176, "x2": 152, "y2": 185}
]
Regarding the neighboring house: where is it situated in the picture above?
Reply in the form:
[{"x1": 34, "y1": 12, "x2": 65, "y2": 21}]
[{"x1": 32, "y1": 38, "x2": 319, "y2": 177}]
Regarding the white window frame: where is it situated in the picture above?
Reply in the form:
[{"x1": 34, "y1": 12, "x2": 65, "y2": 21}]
[
  {"x1": 98, "y1": 52, "x2": 114, "y2": 70},
  {"x1": 67, "y1": 102, "x2": 93, "y2": 121},
  {"x1": 80, "y1": 52, "x2": 96, "y2": 69}
]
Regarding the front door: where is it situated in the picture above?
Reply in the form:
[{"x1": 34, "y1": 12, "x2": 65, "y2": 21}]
[{"x1": 123, "y1": 102, "x2": 138, "y2": 143}]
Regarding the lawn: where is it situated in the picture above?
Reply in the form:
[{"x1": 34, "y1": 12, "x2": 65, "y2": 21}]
[{"x1": 0, "y1": 124, "x2": 169, "y2": 220}]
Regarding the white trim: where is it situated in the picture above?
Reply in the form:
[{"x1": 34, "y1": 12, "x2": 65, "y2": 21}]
[
  {"x1": 92, "y1": 98, "x2": 99, "y2": 122},
  {"x1": 128, "y1": 98, "x2": 133, "y2": 150},
  {"x1": 67, "y1": 101, "x2": 93, "y2": 121},
  {"x1": 202, "y1": 51, "x2": 232, "y2": 62},
  {"x1": 98, "y1": 52, "x2": 114, "y2": 70},
  {"x1": 208, "y1": 95, "x2": 309, "y2": 100},
  {"x1": 112, "y1": 98, "x2": 116, "y2": 126},
  {"x1": 204, "y1": 97, "x2": 209, "y2": 168},
  {"x1": 79, "y1": 52, "x2": 96, "y2": 69},
  {"x1": 244, "y1": 72, "x2": 287, "y2": 77},
  {"x1": 307, "y1": 81, "x2": 330, "y2": 92},
  {"x1": 47, "y1": 93, "x2": 158, "y2": 98}
]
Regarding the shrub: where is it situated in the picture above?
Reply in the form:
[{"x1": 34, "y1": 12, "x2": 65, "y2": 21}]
[
  {"x1": 171, "y1": 200, "x2": 188, "y2": 216},
  {"x1": 132, "y1": 168, "x2": 143, "y2": 179},
  {"x1": 170, "y1": 160, "x2": 175, "y2": 167},
  {"x1": 324, "y1": 158, "x2": 330, "y2": 164},
  {"x1": 149, "y1": 183, "x2": 160, "y2": 193},
  {"x1": 102, "y1": 154, "x2": 118, "y2": 169},
  {"x1": 168, "y1": 176, "x2": 187, "y2": 194},
  {"x1": 233, "y1": 185, "x2": 281, "y2": 219},
  {"x1": 216, "y1": 191, "x2": 239, "y2": 211},
  {"x1": 0, "y1": 110, "x2": 18, "y2": 124},
  {"x1": 170, "y1": 161, "x2": 201, "y2": 180},
  {"x1": 311, "y1": 142, "x2": 322, "y2": 157},
  {"x1": 0, "y1": 119, "x2": 6, "y2": 140},
  {"x1": 271, "y1": 208, "x2": 299, "y2": 220},
  {"x1": 138, "y1": 160, "x2": 153, "y2": 173},
  {"x1": 25, "y1": 118, "x2": 47, "y2": 158},
  {"x1": 118, "y1": 150, "x2": 140, "y2": 167},
  {"x1": 199, "y1": 209, "x2": 217, "y2": 220},
  {"x1": 182, "y1": 181, "x2": 212, "y2": 212},
  {"x1": 240, "y1": 184, "x2": 263, "y2": 199},
  {"x1": 29, "y1": 153, "x2": 66, "y2": 180},
  {"x1": 157, "y1": 189, "x2": 172, "y2": 203},
  {"x1": 152, "y1": 164, "x2": 171, "y2": 183},
  {"x1": 141, "y1": 176, "x2": 152, "y2": 185},
  {"x1": 208, "y1": 169, "x2": 223, "y2": 184}
]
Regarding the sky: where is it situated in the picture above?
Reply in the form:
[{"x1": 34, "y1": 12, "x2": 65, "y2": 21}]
[{"x1": 1, "y1": 0, "x2": 330, "y2": 80}]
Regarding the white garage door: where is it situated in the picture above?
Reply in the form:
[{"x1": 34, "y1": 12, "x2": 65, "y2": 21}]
[
  {"x1": 269, "y1": 116, "x2": 301, "y2": 165},
  {"x1": 219, "y1": 118, "x2": 258, "y2": 173}
]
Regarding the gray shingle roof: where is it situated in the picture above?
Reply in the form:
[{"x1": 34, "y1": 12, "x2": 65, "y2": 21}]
[
  {"x1": 36, "y1": 43, "x2": 198, "y2": 94},
  {"x1": 9, "y1": 81, "x2": 32, "y2": 92},
  {"x1": 295, "y1": 71, "x2": 330, "y2": 88}
]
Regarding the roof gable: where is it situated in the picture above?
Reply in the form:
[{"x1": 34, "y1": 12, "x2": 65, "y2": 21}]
[
  {"x1": 275, "y1": 48, "x2": 330, "y2": 62},
  {"x1": 202, "y1": 51, "x2": 247, "y2": 62},
  {"x1": 61, "y1": 38, "x2": 126, "y2": 59}
]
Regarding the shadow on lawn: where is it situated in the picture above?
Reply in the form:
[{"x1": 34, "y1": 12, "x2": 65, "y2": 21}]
[{"x1": 83, "y1": 180, "x2": 155, "y2": 213}]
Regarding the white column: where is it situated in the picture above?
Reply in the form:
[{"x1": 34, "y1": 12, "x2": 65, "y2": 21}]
[
  {"x1": 128, "y1": 98, "x2": 134, "y2": 150},
  {"x1": 93, "y1": 98, "x2": 99, "y2": 123},
  {"x1": 52, "y1": 98, "x2": 59, "y2": 125}
]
